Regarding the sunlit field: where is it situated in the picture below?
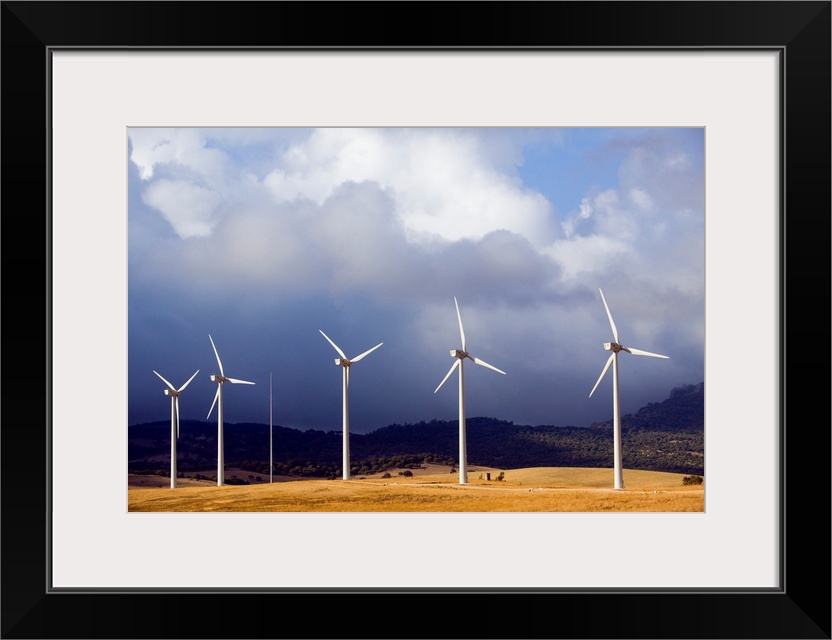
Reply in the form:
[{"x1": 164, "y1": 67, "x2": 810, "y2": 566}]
[{"x1": 128, "y1": 465, "x2": 704, "y2": 512}]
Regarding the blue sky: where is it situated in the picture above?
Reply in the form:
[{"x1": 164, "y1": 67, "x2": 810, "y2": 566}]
[{"x1": 128, "y1": 127, "x2": 704, "y2": 433}]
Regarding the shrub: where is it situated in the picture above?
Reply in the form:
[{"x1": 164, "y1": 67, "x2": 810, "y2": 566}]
[
  {"x1": 382, "y1": 472, "x2": 392, "y2": 479},
  {"x1": 682, "y1": 475, "x2": 703, "y2": 486},
  {"x1": 398, "y1": 470, "x2": 413, "y2": 477},
  {"x1": 496, "y1": 472, "x2": 505, "y2": 482}
]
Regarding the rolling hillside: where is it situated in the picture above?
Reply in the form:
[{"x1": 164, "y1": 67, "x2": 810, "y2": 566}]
[{"x1": 128, "y1": 382, "x2": 704, "y2": 479}]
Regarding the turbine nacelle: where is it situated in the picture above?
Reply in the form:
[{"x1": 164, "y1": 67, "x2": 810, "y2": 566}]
[
  {"x1": 163, "y1": 389, "x2": 180, "y2": 397},
  {"x1": 210, "y1": 374, "x2": 228, "y2": 383},
  {"x1": 319, "y1": 330, "x2": 383, "y2": 368},
  {"x1": 603, "y1": 342, "x2": 626, "y2": 353},
  {"x1": 450, "y1": 349, "x2": 468, "y2": 359}
]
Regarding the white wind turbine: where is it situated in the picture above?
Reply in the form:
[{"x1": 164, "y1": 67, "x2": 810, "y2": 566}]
[
  {"x1": 207, "y1": 334, "x2": 255, "y2": 486},
  {"x1": 319, "y1": 330, "x2": 383, "y2": 481},
  {"x1": 153, "y1": 369, "x2": 199, "y2": 489},
  {"x1": 589, "y1": 288, "x2": 669, "y2": 490},
  {"x1": 434, "y1": 296, "x2": 506, "y2": 485}
]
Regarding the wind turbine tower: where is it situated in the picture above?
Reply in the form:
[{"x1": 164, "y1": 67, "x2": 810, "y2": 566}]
[
  {"x1": 320, "y1": 330, "x2": 383, "y2": 480},
  {"x1": 434, "y1": 297, "x2": 506, "y2": 485},
  {"x1": 589, "y1": 288, "x2": 669, "y2": 490},
  {"x1": 207, "y1": 334, "x2": 255, "y2": 486},
  {"x1": 153, "y1": 369, "x2": 199, "y2": 488}
]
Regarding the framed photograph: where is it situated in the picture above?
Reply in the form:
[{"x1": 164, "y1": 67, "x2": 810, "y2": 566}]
[
  {"x1": 3, "y1": 2, "x2": 829, "y2": 638},
  {"x1": 123, "y1": 123, "x2": 708, "y2": 510}
]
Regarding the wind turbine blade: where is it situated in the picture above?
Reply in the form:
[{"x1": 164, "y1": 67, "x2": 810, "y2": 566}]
[
  {"x1": 434, "y1": 359, "x2": 460, "y2": 394},
  {"x1": 350, "y1": 342, "x2": 383, "y2": 363},
  {"x1": 209, "y1": 334, "x2": 225, "y2": 377},
  {"x1": 178, "y1": 369, "x2": 200, "y2": 392},
  {"x1": 454, "y1": 297, "x2": 466, "y2": 352},
  {"x1": 469, "y1": 355, "x2": 506, "y2": 375},
  {"x1": 624, "y1": 346, "x2": 670, "y2": 359},
  {"x1": 589, "y1": 353, "x2": 615, "y2": 398},
  {"x1": 174, "y1": 396, "x2": 180, "y2": 438},
  {"x1": 599, "y1": 289, "x2": 619, "y2": 343},
  {"x1": 319, "y1": 330, "x2": 347, "y2": 360},
  {"x1": 227, "y1": 378, "x2": 256, "y2": 385},
  {"x1": 153, "y1": 370, "x2": 176, "y2": 392},
  {"x1": 207, "y1": 386, "x2": 220, "y2": 419}
]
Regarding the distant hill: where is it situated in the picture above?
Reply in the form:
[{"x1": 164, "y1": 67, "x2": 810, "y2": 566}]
[{"x1": 128, "y1": 382, "x2": 704, "y2": 479}]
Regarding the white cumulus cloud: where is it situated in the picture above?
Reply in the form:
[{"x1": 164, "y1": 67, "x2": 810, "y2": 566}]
[{"x1": 141, "y1": 179, "x2": 222, "y2": 239}]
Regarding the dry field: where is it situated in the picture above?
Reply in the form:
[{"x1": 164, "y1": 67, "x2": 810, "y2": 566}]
[{"x1": 128, "y1": 465, "x2": 704, "y2": 512}]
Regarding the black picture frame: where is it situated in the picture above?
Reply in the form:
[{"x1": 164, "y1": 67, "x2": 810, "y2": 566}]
[{"x1": 2, "y1": 2, "x2": 829, "y2": 638}]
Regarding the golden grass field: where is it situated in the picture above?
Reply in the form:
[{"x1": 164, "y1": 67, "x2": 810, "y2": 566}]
[{"x1": 128, "y1": 465, "x2": 704, "y2": 512}]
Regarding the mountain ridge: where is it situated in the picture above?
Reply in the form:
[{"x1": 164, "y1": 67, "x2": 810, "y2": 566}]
[{"x1": 128, "y1": 382, "x2": 704, "y2": 478}]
